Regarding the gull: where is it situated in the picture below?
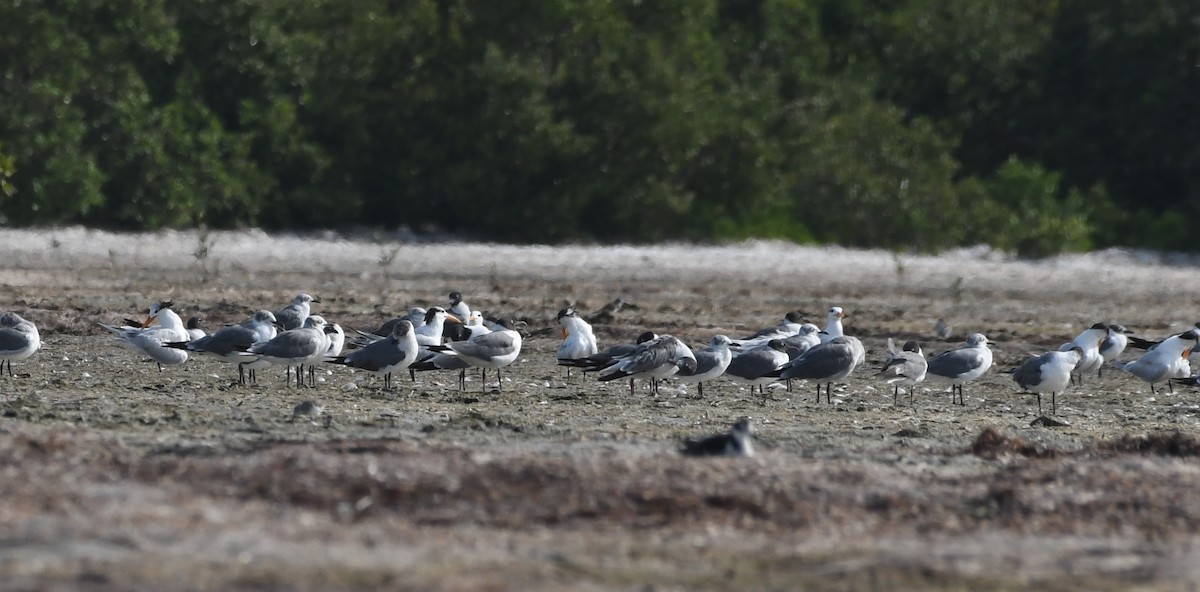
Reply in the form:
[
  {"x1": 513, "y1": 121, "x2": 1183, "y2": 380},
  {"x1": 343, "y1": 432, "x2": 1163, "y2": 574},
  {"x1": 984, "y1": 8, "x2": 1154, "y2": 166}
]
[
  {"x1": 562, "y1": 331, "x2": 658, "y2": 372},
  {"x1": 241, "y1": 315, "x2": 333, "y2": 387},
  {"x1": 427, "y1": 323, "x2": 524, "y2": 392},
  {"x1": 673, "y1": 335, "x2": 734, "y2": 397},
  {"x1": 818, "y1": 306, "x2": 845, "y2": 343},
  {"x1": 781, "y1": 324, "x2": 822, "y2": 360},
  {"x1": 164, "y1": 310, "x2": 279, "y2": 384},
  {"x1": 877, "y1": 339, "x2": 927, "y2": 405},
  {"x1": 367, "y1": 307, "x2": 427, "y2": 339},
  {"x1": 275, "y1": 293, "x2": 320, "y2": 331},
  {"x1": 732, "y1": 311, "x2": 804, "y2": 348},
  {"x1": 100, "y1": 301, "x2": 190, "y2": 371},
  {"x1": 680, "y1": 418, "x2": 755, "y2": 457},
  {"x1": 1098, "y1": 324, "x2": 1132, "y2": 376},
  {"x1": 1059, "y1": 323, "x2": 1108, "y2": 385},
  {"x1": 556, "y1": 307, "x2": 599, "y2": 378},
  {"x1": 327, "y1": 320, "x2": 419, "y2": 389},
  {"x1": 1014, "y1": 346, "x2": 1083, "y2": 415},
  {"x1": 446, "y1": 291, "x2": 473, "y2": 340},
  {"x1": 924, "y1": 333, "x2": 993, "y2": 405},
  {"x1": 597, "y1": 334, "x2": 696, "y2": 396},
  {"x1": 325, "y1": 323, "x2": 345, "y2": 357},
  {"x1": 778, "y1": 336, "x2": 864, "y2": 403},
  {"x1": 0, "y1": 312, "x2": 41, "y2": 376},
  {"x1": 185, "y1": 317, "x2": 207, "y2": 340},
  {"x1": 935, "y1": 319, "x2": 952, "y2": 340},
  {"x1": 1113, "y1": 329, "x2": 1198, "y2": 394},
  {"x1": 723, "y1": 339, "x2": 789, "y2": 395}
]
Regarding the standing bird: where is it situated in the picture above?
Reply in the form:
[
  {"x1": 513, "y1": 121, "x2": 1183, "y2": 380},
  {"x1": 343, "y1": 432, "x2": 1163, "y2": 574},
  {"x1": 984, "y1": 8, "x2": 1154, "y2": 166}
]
[
  {"x1": 0, "y1": 312, "x2": 41, "y2": 376},
  {"x1": 597, "y1": 334, "x2": 696, "y2": 396},
  {"x1": 410, "y1": 306, "x2": 463, "y2": 379},
  {"x1": 164, "y1": 310, "x2": 279, "y2": 385},
  {"x1": 275, "y1": 293, "x2": 320, "y2": 331},
  {"x1": 1098, "y1": 324, "x2": 1132, "y2": 377},
  {"x1": 680, "y1": 418, "x2": 755, "y2": 457},
  {"x1": 673, "y1": 335, "x2": 734, "y2": 398},
  {"x1": 241, "y1": 315, "x2": 332, "y2": 387},
  {"x1": 427, "y1": 323, "x2": 524, "y2": 392},
  {"x1": 724, "y1": 339, "x2": 789, "y2": 395},
  {"x1": 924, "y1": 333, "x2": 993, "y2": 406},
  {"x1": 778, "y1": 336, "x2": 864, "y2": 403},
  {"x1": 1059, "y1": 323, "x2": 1108, "y2": 385},
  {"x1": 819, "y1": 306, "x2": 846, "y2": 343},
  {"x1": 878, "y1": 339, "x2": 927, "y2": 405},
  {"x1": 445, "y1": 292, "x2": 473, "y2": 340},
  {"x1": 327, "y1": 320, "x2": 419, "y2": 389},
  {"x1": 1113, "y1": 329, "x2": 1198, "y2": 394},
  {"x1": 1013, "y1": 346, "x2": 1083, "y2": 415},
  {"x1": 556, "y1": 307, "x2": 599, "y2": 378},
  {"x1": 100, "y1": 301, "x2": 191, "y2": 371}
]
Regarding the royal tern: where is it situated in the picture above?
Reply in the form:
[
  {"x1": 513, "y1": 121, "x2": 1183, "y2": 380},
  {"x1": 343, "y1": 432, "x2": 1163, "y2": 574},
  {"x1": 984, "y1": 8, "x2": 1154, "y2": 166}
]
[
  {"x1": 1113, "y1": 329, "x2": 1198, "y2": 394},
  {"x1": 673, "y1": 335, "x2": 734, "y2": 397},
  {"x1": 724, "y1": 339, "x2": 789, "y2": 395},
  {"x1": 427, "y1": 324, "x2": 524, "y2": 392},
  {"x1": 924, "y1": 333, "x2": 993, "y2": 405},
  {"x1": 165, "y1": 310, "x2": 279, "y2": 384},
  {"x1": 0, "y1": 312, "x2": 41, "y2": 376},
  {"x1": 275, "y1": 293, "x2": 320, "y2": 331},
  {"x1": 597, "y1": 334, "x2": 696, "y2": 396},
  {"x1": 556, "y1": 307, "x2": 599, "y2": 378},
  {"x1": 680, "y1": 418, "x2": 755, "y2": 457},
  {"x1": 328, "y1": 320, "x2": 419, "y2": 389},
  {"x1": 878, "y1": 339, "x2": 927, "y2": 405},
  {"x1": 1013, "y1": 346, "x2": 1082, "y2": 416},
  {"x1": 1127, "y1": 322, "x2": 1200, "y2": 351},
  {"x1": 241, "y1": 315, "x2": 333, "y2": 387},
  {"x1": 778, "y1": 336, "x2": 864, "y2": 403},
  {"x1": 100, "y1": 301, "x2": 190, "y2": 371}
]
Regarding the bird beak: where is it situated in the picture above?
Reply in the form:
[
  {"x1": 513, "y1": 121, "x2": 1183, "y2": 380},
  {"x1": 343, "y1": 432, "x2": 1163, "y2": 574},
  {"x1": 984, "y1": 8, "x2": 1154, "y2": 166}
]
[
  {"x1": 142, "y1": 315, "x2": 156, "y2": 328},
  {"x1": 312, "y1": 296, "x2": 322, "y2": 303},
  {"x1": 561, "y1": 328, "x2": 568, "y2": 339},
  {"x1": 445, "y1": 314, "x2": 462, "y2": 325}
]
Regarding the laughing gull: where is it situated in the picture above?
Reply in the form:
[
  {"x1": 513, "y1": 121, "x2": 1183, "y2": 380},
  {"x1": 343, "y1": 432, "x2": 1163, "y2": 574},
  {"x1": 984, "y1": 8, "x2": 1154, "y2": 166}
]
[
  {"x1": 781, "y1": 324, "x2": 822, "y2": 359},
  {"x1": 241, "y1": 315, "x2": 332, "y2": 387},
  {"x1": 732, "y1": 311, "x2": 805, "y2": 348},
  {"x1": 1014, "y1": 345, "x2": 1083, "y2": 415},
  {"x1": 1113, "y1": 329, "x2": 1198, "y2": 394},
  {"x1": 445, "y1": 291, "x2": 473, "y2": 340},
  {"x1": 428, "y1": 323, "x2": 524, "y2": 392},
  {"x1": 818, "y1": 307, "x2": 845, "y2": 343},
  {"x1": 185, "y1": 317, "x2": 206, "y2": 340},
  {"x1": 597, "y1": 334, "x2": 696, "y2": 395},
  {"x1": 328, "y1": 320, "x2": 419, "y2": 389},
  {"x1": 563, "y1": 331, "x2": 658, "y2": 372},
  {"x1": 924, "y1": 333, "x2": 993, "y2": 405},
  {"x1": 877, "y1": 339, "x2": 927, "y2": 405},
  {"x1": 100, "y1": 301, "x2": 190, "y2": 371},
  {"x1": 680, "y1": 418, "x2": 755, "y2": 457},
  {"x1": 778, "y1": 336, "x2": 864, "y2": 403},
  {"x1": 0, "y1": 312, "x2": 40, "y2": 376},
  {"x1": 275, "y1": 293, "x2": 320, "y2": 331},
  {"x1": 724, "y1": 339, "x2": 789, "y2": 395},
  {"x1": 673, "y1": 335, "x2": 734, "y2": 397},
  {"x1": 165, "y1": 310, "x2": 279, "y2": 384}
]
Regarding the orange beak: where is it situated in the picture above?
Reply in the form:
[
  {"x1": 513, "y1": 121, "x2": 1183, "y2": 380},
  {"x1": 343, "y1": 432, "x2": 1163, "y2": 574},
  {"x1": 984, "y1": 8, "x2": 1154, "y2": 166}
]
[
  {"x1": 142, "y1": 315, "x2": 156, "y2": 328},
  {"x1": 445, "y1": 314, "x2": 462, "y2": 325},
  {"x1": 561, "y1": 327, "x2": 569, "y2": 339},
  {"x1": 1184, "y1": 348, "x2": 1192, "y2": 359}
]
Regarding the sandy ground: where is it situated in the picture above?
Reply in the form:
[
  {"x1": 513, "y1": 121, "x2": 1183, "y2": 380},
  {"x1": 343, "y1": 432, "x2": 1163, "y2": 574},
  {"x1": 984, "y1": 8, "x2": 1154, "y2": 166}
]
[{"x1": 2, "y1": 227, "x2": 1200, "y2": 590}]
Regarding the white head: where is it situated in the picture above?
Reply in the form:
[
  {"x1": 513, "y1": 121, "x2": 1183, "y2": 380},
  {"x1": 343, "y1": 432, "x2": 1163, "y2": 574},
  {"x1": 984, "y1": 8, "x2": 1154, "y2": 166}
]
[{"x1": 966, "y1": 333, "x2": 989, "y2": 347}]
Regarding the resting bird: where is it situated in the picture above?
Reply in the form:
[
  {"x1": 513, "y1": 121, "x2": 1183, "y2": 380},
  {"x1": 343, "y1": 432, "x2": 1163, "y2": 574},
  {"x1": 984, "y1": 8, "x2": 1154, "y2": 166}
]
[
  {"x1": 597, "y1": 334, "x2": 696, "y2": 396},
  {"x1": 100, "y1": 301, "x2": 190, "y2": 371},
  {"x1": 680, "y1": 418, "x2": 755, "y2": 457},
  {"x1": 556, "y1": 307, "x2": 599, "y2": 378}
]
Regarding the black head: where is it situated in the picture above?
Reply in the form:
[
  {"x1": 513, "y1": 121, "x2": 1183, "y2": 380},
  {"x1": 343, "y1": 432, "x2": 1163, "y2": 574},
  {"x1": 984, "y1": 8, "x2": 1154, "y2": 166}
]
[
  {"x1": 676, "y1": 357, "x2": 698, "y2": 374},
  {"x1": 159, "y1": 300, "x2": 174, "y2": 310},
  {"x1": 1089, "y1": 322, "x2": 1108, "y2": 331},
  {"x1": 187, "y1": 316, "x2": 205, "y2": 330},
  {"x1": 557, "y1": 307, "x2": 577, "y2": 320},
  {"x1": 902, "y1": 340, "x2": 921, "y2": 353},
  {"x1": 635, "y1": 331, "x2": 657, "y2": 344},
  {"x1": 766, "y1": 339, "x2": 787, "y2": 352},
  {"x1": 424, "y1": 307, "x2": 447, "y2": 323},
  {"x1": 784, "y1": 311, "x2": 804, "y2": 323},
  {"x1": 448, "y1": 291, "x2": 463, "y2": 304}
]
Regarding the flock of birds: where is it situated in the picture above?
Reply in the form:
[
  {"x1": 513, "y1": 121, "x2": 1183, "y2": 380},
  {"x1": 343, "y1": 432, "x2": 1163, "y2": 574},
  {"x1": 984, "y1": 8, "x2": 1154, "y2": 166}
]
[{"x1": 0, "y1": 292, "x2": 1197, "y2": 457}]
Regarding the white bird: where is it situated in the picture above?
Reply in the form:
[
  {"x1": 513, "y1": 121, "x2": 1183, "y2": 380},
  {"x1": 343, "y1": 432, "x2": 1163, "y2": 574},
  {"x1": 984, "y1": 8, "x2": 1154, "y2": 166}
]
[
  {"x1": 100, "y1": 301, "x2": 190, "y2": 371},
  {"x1": 598, "y1": 334, "x2": 696, "y2": 396},
  {"x1": 778, "y1": 336, "x2": 864, "y2": 403},
  {"x1": 275, "y1": 293, "x2": 320, "y2": 331},
  {"x1": 556, "y1": 307, "x2": 598, "y2": 377},
  {"x1": 673, "y1": 335, "x2": 734, "y2": 397},
  {"x1": 327, "y1": 320, "x2": 419, "y2": 389},
  {"x1": 1113, "y1": 329, "x2": 1198, "y2": 394},
  {"x1": 0, "y1": 312, "x2": 41, "y2": 376},
  {"x1": 165, "y1": 310, "x2": 280, "y2": 384},
  {"x1": 680, "y1": 418, "x2": 755, "y2": 457},
  {"x1": 878, "y1": 339, "x2": 927, "y2": 405},
  {"x1": 1014, "y1": 346, "x2": 1083, "y2": 415},
  {"x1": 427, "y1": 324, "x2": 524, "y2": 392},
  {"x1": 324, "y1": 323, "x2": 345, "y2": 358},
  {"x1": 723, "y1": 339, "x2": 789, "y2": 395},
  {"x1": 924, "y1": 333, "x2": 993, "y2": 405},
  {"x1": 242, "y1": 315, "x2": 332, "y2": 387},
  {"x1": 732, "y1": 311, "x2": 805, "y2": 348},
  {"x1": 1098, "y1": 324, "x2": 1131, "y2": 377},
  {"x1": 1059, "y1": 323, "x2": 1108, "y2": 385},
  {"x1": 818, "y1": 306, "x2": 845, "y2": 343}
]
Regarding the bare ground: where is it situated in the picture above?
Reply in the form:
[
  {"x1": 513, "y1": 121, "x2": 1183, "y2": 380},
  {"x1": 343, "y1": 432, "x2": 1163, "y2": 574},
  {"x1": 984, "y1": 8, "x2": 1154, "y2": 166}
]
[{"x1": 2, "y1": 228, "x2": 1200, "y2": 590}]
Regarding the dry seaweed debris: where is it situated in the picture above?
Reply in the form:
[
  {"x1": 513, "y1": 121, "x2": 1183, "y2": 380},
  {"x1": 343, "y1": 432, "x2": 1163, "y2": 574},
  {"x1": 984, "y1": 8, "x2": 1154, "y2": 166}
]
[
  {"x1": 970, "y1": 427, "x2": 1056, "y2": 460},
  {"x1": 1099, "y1": 431, "x2": 1200, "y2": 457}
]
